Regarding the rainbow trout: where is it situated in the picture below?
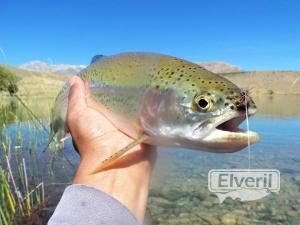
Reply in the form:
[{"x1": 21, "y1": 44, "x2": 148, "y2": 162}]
[{"x1": 51, "y1": 52, "x2": 260, "y2": 171}]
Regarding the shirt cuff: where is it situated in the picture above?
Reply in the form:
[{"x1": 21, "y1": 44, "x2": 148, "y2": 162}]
[{"x1": 48, "y1": 184, "x2": 140, "y2": 225}]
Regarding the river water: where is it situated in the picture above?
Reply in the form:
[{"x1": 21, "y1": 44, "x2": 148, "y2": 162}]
[{"x1": 1, "y1": 95, "x2": 299, "y2": 225}]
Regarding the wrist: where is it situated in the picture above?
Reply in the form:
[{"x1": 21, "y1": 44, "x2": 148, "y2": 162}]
[{"x1": 72, "y1": 148, "x2": 155, "y2": 222}]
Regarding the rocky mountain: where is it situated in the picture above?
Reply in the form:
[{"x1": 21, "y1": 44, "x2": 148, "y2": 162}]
[
  {"x1": 19, "y1": 61, "x2": 86, "y2": 75},
  {"x1": 196, "y1": 62, "x2": 241, "y2": 74}
]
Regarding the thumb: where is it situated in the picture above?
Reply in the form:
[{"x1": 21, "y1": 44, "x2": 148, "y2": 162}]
[{"x1": 67, "y1": 76, "x2": 88, "y2": 118}]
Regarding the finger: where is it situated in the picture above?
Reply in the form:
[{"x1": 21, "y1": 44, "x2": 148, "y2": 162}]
[{"x1": 68, "y1": 76, "x2": 87, "y2": 116}]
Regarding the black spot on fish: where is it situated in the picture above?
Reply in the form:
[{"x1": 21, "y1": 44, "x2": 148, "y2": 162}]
[
  {"x1": 186, "y1": 79, "x2": 190, "y2": 81},
  {"x1": 230, "y1": 105, "x2": 235, "y2": 110},
  {"x1": 220, "y1": 89, "x2": 224, "y2": 92},
  {"x1": 191, "y1": 83, "x2": 195, "y2": 86},
  {"x1": 225, "y1": 103, "x2": 229, "y2": 106}
]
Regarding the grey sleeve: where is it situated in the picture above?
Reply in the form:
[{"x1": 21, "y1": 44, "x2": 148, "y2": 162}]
[{"x1": 48, "y1": 184, "x2": 140, "y2": 225}]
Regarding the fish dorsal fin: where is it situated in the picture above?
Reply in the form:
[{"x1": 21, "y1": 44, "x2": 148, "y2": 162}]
[{"x1": 90, "y1": 54, "x2": 106, "y2": 65}]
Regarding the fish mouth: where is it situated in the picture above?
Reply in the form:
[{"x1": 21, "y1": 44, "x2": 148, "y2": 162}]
[{"x1": 203, "y1": 110, "x2": 260, "y2": 152}]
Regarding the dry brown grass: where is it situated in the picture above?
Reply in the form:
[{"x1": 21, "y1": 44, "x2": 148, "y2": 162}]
[
  {"x1": 0, "y1": 65, "x2": 70, "y2": 98},
  {"x1": 223, "y1": 71, "x2": 300, "y2": 95}
]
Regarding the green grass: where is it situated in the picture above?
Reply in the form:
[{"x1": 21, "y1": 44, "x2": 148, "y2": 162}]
[
  {"x1": 0, "y1": 158, "x2": 45, "y2": 225},
  {"x1": 0, "y1": 66, "x2": 64, "y2": 225},
  {"x1": 0, "y1": 120, "x2": 45, "y2": 225}
]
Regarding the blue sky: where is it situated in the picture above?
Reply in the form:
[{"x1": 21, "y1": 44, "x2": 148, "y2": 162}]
[{"x1": 0, "y1": 0, "x2": 299, "y2": 71}]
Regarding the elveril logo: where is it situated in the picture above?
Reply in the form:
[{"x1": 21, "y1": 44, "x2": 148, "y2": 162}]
[{"x1": 208, "y1": 169, "x2": 280, "y2": 203}]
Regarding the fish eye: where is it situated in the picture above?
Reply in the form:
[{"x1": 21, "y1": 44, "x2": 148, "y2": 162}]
[
  {"x1": 199, "y1": 98, "x2": 208, "y2": 108},
  {"x1": 194, "y1": 95, "x2": 212, "y2": 112}
]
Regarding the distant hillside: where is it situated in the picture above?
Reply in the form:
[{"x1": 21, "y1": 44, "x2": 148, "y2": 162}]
[
  {"x1": 197, "y1": 62, "x2": 241, "y2": 74},
  {"x1": 0, "y1": 65, "x2": 69, "y2": 98},
  {"x1": 3, "y1": 63, "x2": 300, "y2": 98},
  {"x1": 223, "y1": 71, "x2": 300, "y2": 95},
  {"x1": 19, "y1": 60, "x2": 86, "y2": 75},
  {"x1": 2, "y1": 64, "x2": 300, "y2": 119}
]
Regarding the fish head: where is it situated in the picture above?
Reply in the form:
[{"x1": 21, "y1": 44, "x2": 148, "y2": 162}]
[
  {"x1": 186, "y1": 85, "x2": 259, "y2": 152},
  {"x1": 141, "y1": 69, "x2": 260, "y2": 153}
]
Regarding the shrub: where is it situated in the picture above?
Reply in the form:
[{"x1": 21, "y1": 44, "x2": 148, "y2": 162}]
[{"x1": 0, "y1": 66, "x2": 20, "y2": 95}]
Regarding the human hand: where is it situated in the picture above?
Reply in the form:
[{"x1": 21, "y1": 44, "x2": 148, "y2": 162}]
[{"x1": 66, "y1": 76, "x2": 156, "y2": 222}]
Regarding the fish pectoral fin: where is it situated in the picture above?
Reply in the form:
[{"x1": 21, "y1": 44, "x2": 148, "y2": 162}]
[{"x1": 90, "y1": 134, "x2": 149, "y2": 174}]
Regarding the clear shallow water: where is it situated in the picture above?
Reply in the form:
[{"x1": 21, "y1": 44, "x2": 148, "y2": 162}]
[
  {"x1": 149, "y1": 115, "x2": 300, "y2": 225},
  {"x1": 1, "y1": 97, "x2": 300, "y2": 225}
]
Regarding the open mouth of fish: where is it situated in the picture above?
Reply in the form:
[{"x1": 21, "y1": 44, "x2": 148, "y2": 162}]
[{"x1": 203, "y1": 109, "x2": 260, "y2": 152}]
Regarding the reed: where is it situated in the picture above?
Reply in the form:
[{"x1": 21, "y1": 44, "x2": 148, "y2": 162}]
[
  {"x1": 0, "y1": 99, "x2": 48, "y2": 224},
  {"x1": 0, "y1": 157, "x2": 45, "y2": 224},
  {"x1": 0, "y1": 67, "x2": 72, "y2": 224}
]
